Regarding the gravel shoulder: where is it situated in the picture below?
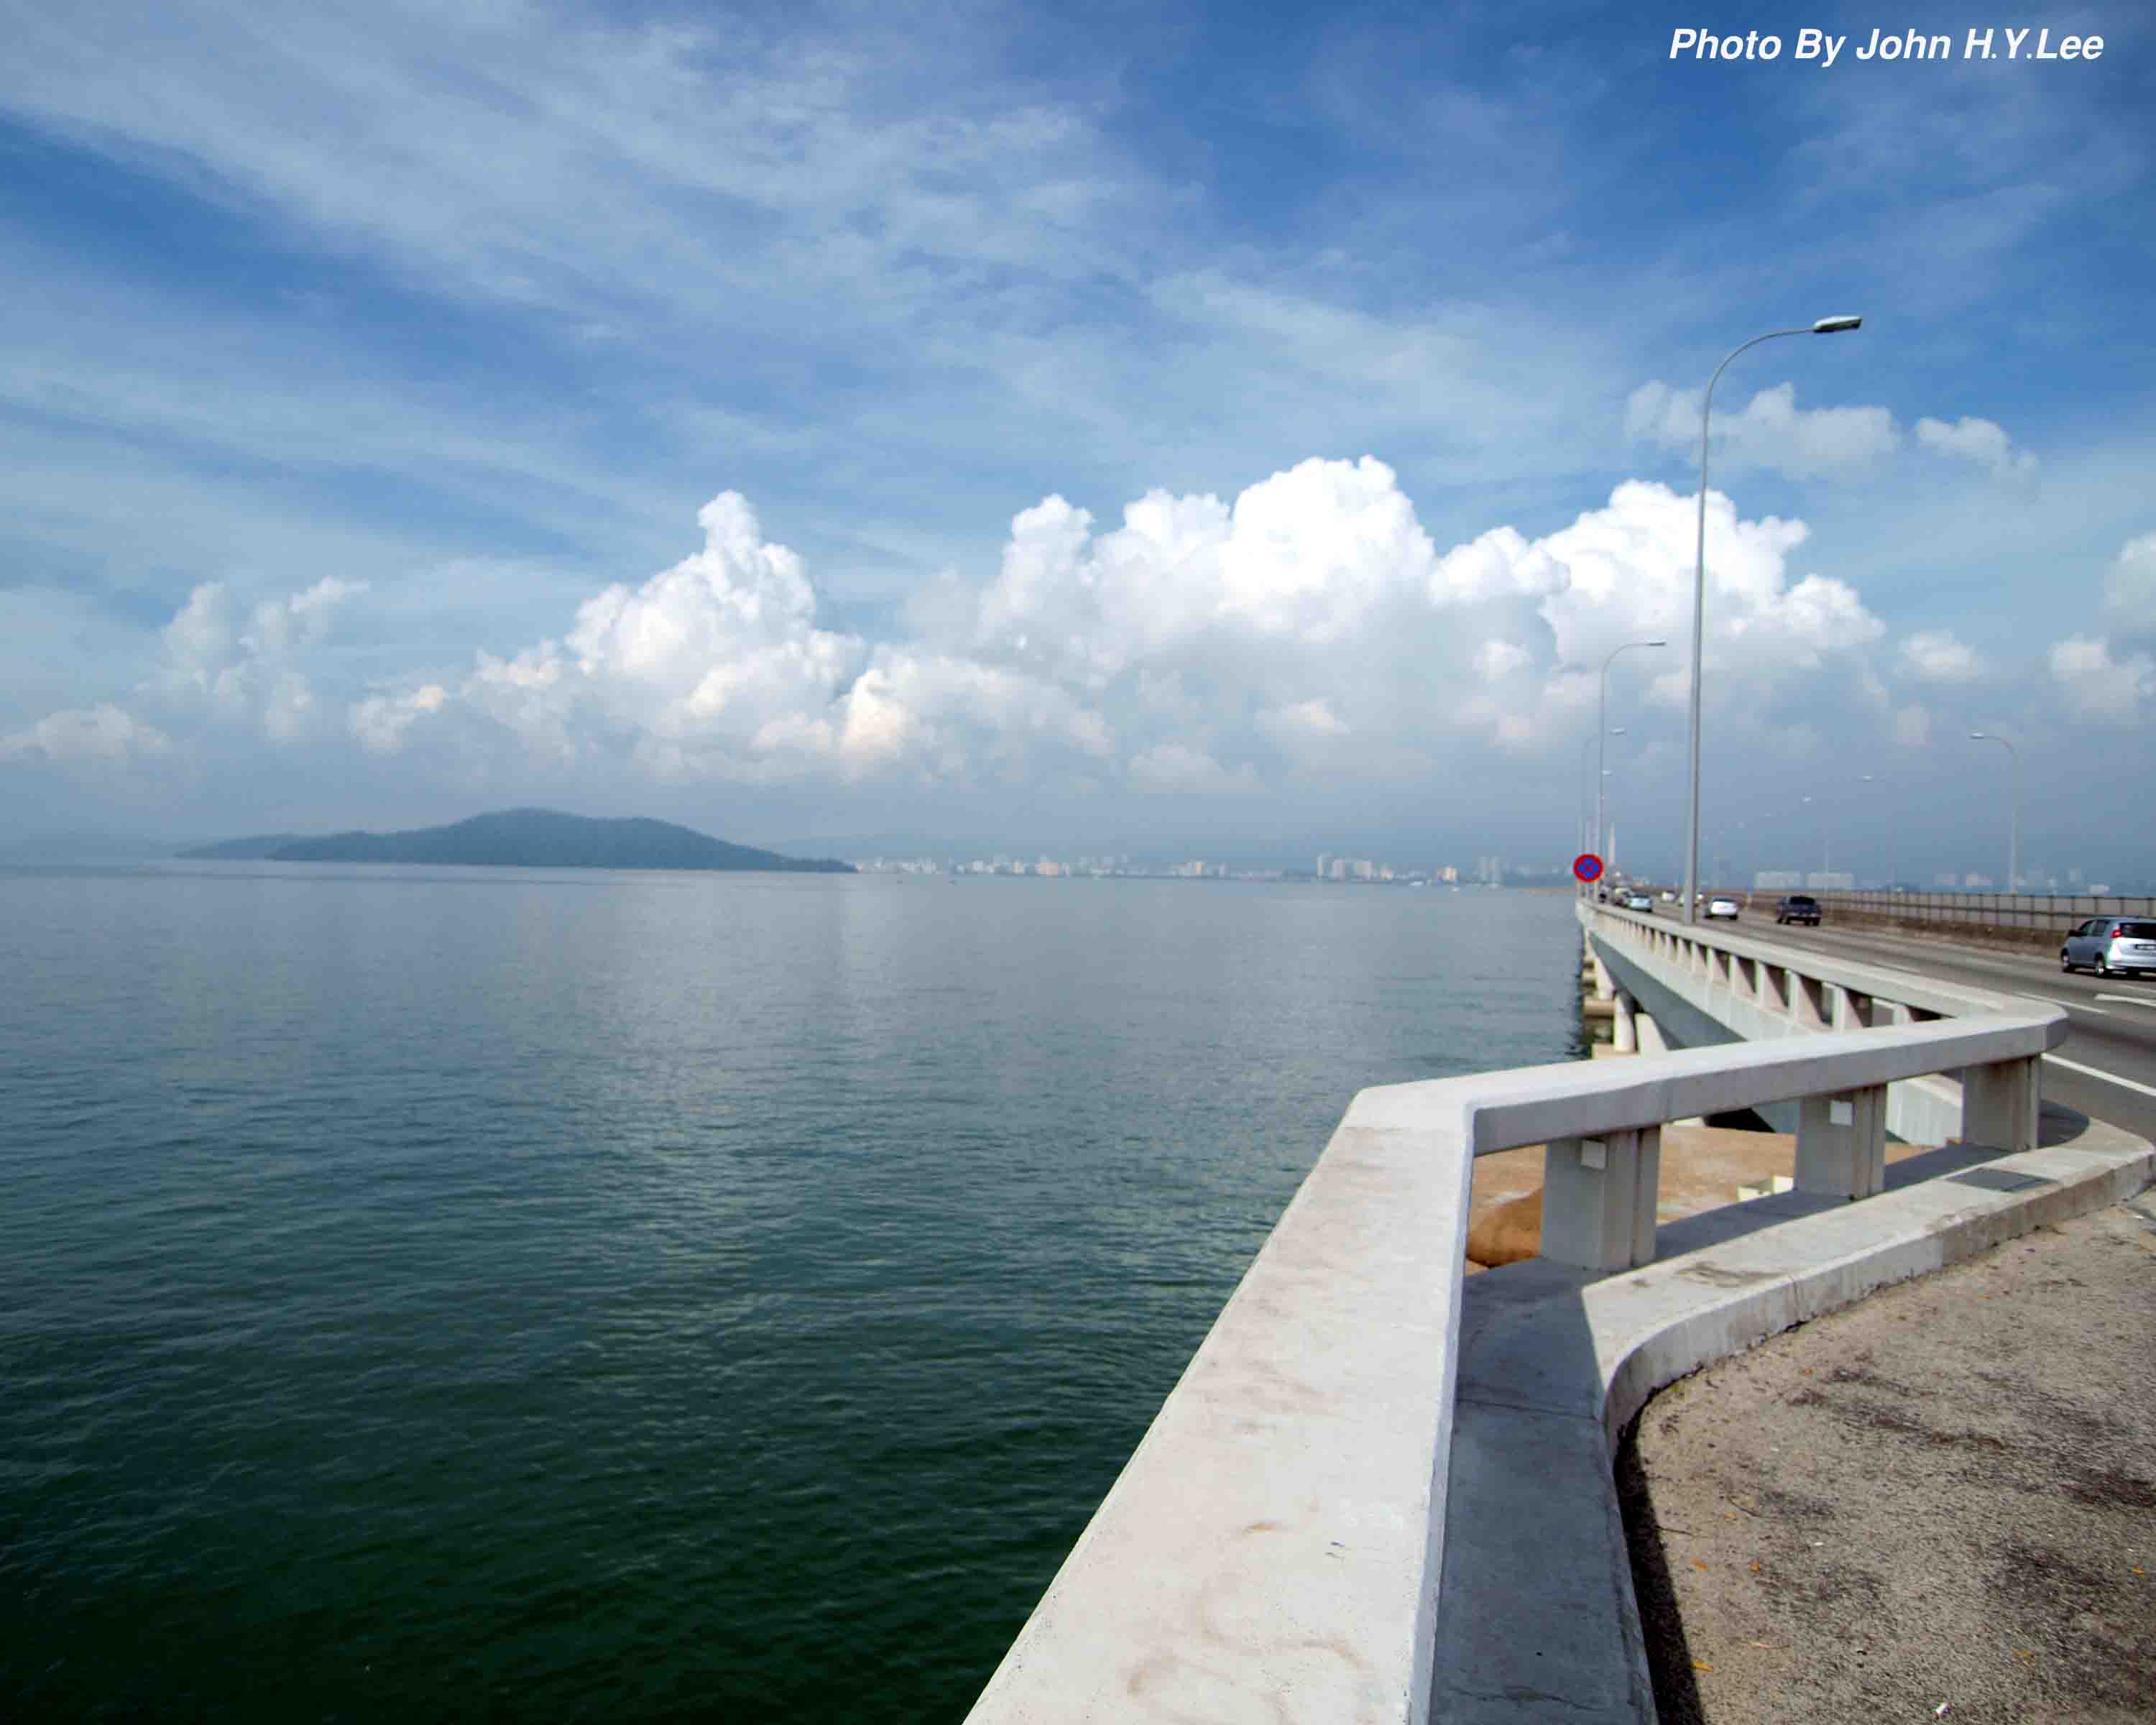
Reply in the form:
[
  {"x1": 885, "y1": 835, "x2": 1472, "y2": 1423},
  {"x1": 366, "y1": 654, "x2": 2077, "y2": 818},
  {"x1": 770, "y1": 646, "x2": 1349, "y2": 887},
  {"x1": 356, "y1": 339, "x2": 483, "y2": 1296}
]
[{"x1": 1620, "y1": 1196, "x2": 2156, "y2": 1723}]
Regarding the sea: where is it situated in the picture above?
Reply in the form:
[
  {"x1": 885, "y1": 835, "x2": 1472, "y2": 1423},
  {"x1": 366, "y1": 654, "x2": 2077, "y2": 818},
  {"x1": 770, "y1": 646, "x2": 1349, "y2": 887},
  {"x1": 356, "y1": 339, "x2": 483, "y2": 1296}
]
[{"x1": 1, "y1": 865, "x2": 1585, "y2": 1721}]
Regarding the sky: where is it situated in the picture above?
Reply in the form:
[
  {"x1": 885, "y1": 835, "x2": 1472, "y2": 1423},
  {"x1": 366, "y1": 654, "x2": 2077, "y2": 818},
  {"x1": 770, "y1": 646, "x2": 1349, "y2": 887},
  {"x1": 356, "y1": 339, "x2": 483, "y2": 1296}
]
[{"x1": 1, "y1": 0, "x2": 2150, "y2": 883}]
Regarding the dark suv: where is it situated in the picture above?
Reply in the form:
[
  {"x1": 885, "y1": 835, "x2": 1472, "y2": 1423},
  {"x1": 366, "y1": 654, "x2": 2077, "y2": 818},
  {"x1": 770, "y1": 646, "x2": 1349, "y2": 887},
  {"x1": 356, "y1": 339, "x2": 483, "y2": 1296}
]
[{"x1": 1775, "y1": 894, "x2": 1822, "y2": 926}]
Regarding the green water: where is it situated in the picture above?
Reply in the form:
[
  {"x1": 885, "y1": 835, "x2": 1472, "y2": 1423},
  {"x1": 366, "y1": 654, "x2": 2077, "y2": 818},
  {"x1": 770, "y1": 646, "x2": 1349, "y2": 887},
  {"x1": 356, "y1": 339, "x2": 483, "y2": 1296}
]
[{"x1": 1, "y1": 866, "x2": 1582, "y2": 1719}]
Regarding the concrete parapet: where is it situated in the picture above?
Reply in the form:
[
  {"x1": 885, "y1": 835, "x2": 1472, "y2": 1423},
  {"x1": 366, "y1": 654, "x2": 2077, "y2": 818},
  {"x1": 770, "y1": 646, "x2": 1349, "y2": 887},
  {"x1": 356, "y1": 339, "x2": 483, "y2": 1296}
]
[{"x1": 1432, "y1": 1109, "x2": 2153, "y2": 1724}]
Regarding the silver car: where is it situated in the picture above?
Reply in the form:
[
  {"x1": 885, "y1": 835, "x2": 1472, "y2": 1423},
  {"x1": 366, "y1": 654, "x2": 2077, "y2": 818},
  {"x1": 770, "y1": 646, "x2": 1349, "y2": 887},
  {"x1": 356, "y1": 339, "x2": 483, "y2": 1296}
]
[{"x1": 2060, "y1": 917, "x2": 2156, "y2": 977}]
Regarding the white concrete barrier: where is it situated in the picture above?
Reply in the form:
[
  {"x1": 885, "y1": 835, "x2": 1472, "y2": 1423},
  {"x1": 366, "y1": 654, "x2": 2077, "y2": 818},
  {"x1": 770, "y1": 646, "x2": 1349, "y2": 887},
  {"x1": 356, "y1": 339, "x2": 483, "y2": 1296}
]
[
  {"x1": 962, "y1": 914, "x2": 2088, "y2": 1724},
  {"x1": 1581, "y1": 901, "x2": 2047, "y2": 1149}
]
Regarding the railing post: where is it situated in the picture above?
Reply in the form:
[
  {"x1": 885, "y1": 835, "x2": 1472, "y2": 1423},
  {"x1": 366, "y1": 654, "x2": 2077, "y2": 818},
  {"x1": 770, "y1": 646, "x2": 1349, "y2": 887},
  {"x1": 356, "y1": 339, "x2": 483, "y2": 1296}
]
[
  {"x1": 1961, "y1": 1057, "x2": 2040, "y2": 1151},
  {"x1": 1795, "y1": 1085, "x2": 1887, "y2": 1199},
  {"x1": 1541, "y1": 1126, "x2": 1661, "y2": 1271}
]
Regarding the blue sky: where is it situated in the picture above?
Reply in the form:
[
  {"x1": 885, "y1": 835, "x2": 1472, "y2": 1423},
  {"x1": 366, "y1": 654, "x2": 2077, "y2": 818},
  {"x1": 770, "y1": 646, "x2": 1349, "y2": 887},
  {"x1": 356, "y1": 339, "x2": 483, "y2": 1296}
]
[{"x1": 1, "y1": 0, "x2": 2150, "y2": 882}]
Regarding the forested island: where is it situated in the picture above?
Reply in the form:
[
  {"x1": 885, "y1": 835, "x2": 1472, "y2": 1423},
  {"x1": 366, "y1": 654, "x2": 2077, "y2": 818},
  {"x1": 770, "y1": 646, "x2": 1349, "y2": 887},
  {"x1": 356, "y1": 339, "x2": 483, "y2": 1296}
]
[{"x1": 178, "y1": 809, "x2": 855, "y2": 873}]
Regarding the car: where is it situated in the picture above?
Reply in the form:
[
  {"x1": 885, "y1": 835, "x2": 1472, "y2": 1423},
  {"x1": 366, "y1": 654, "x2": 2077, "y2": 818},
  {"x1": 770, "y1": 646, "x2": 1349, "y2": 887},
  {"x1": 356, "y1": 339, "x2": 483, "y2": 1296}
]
[
  {"x1": 1774, "y1": 894, "x2": 1822, "y2": 926},
  {"x1": 1621, "y1": 891, "x2": 1654, "y2": 912},
  {"x1": 1705, "y1": 896, "x2": 1741, "y2": 920},
  {"x1": 2060, "y1": 917, "x2": 2156, "y2": 977}
]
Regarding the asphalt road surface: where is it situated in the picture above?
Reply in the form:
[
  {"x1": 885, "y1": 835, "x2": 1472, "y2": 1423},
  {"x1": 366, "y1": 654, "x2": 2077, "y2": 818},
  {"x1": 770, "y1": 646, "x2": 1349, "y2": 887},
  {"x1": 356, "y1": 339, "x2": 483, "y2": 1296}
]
[{"x1": 1710, "y1": 913, "x2": 2156, "y2": 1148}]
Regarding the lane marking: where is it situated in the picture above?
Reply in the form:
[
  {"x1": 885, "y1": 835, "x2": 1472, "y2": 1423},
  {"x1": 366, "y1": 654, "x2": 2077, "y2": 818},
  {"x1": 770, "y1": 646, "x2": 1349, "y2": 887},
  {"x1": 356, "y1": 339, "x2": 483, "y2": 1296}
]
[
  {"x1": 2044, "y1": 1053, "x2": 2156, "y2": 1100},
  {"x1": 2095, "y1": 993, "x2": 2156, "y2": 1011},
  {"x1": 2035, "y1": 995, "x2": 2109, "y2": 1015}
]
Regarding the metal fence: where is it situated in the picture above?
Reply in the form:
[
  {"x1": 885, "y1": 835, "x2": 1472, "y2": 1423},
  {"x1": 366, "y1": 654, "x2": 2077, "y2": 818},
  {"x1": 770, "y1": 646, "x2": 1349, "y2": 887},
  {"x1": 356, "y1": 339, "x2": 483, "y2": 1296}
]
[{"x1": 1803, "y1": 890, "x2": 2156, "y2": 933}]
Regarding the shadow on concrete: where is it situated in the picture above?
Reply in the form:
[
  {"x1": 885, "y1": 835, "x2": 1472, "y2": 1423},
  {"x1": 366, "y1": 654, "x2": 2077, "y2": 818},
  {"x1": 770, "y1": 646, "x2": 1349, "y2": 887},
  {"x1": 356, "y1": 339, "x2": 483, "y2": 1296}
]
[
  {"x1": 1431, "y1": 1100, "x2": 2097, "y2": 1720},
  {"x1": 1432, "y1": 1255, "x2": 1659, "y2": 1720},
  {"x1": 1613, "y1": 1420, "x2": 1705, "y2": 1725}
]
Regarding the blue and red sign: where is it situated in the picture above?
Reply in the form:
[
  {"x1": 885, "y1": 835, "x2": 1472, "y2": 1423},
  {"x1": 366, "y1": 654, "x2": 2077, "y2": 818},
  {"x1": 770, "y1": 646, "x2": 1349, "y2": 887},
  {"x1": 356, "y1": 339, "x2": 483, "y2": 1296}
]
[{"x1": 1572, "y1": 852, "x2": 1604, "y2": 883}]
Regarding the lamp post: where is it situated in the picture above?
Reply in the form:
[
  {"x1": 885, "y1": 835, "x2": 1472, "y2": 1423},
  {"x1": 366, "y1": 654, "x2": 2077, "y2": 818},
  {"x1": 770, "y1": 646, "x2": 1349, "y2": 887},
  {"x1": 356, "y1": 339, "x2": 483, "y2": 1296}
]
[
  {"x1": 1969, "y1": 732, "x2": 2019, "y2": 891},
  {"x1": 1861, "y1": 773, "x2": 1896, "y2": 892},
  {"x1": 1598, "y1": 638, "x2": 1666, "y2": 860},
  {"x1": 1581, "y1": 729, "x2": 1624, "y2": 884},
  {"x1": 1682, "y1": 313, "x2": 1864, "y2": 922},
  {"x1": 1800, "y1": 794, "x2": 1830, "y2": 883}
]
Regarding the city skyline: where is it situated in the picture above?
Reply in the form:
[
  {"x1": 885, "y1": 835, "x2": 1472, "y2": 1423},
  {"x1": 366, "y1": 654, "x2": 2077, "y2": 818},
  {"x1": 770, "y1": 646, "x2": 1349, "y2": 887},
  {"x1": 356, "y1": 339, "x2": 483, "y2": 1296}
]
[{"x1": 0, "y1": 2, "x2": 2148, "y2": 882}]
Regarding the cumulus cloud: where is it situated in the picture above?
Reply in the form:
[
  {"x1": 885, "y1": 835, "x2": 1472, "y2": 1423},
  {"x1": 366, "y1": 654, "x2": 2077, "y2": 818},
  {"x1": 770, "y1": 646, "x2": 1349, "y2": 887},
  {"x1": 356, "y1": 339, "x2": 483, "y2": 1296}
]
[
  {"x1": 1897, "y1": 630, "x2": 1984, "y2": 684},
  {"x1": 155, "y1": 573, "x2": 367, "y2": 736},
  {"x1": 4, "y1": 464, "x2": 1925, "y2": 807},
  {"x1": 351, "y1": 684, "x2": 448, "y2": 754},
  {"x1": 1626, "y1": 381, "x2": 1900, "y2": 479},
  {"x1": 2049, "y1": 635, "x2": 2155, "y2": 723},
  {"x1": 1473, "y1": 640, "x2": 1531, "y2": 681},
  {"x1": 1127, "y1": 742, "x2": 1263, "y2": 796},
  {"x1": 2103, "y1": 533, "x2": 2156, "y2": 636},
  {"x1": 1914, "y1": 415, "x2": 2036, "y2": 477},
  {"x1": 1519, "y1": 480, "x2": 1881, "y2": 701},
  {"x1": 0, "y1": 702, "x2": 172, "y2": 768}
]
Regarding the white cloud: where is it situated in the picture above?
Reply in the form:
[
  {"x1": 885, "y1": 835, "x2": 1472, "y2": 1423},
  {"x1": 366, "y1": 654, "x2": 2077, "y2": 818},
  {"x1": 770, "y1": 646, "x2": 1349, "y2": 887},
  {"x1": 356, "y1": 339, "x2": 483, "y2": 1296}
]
[
  {"x1": 350, "y1": 684, "x2": 447, "y2": 755},
  {"x1": 2104, "y1": 533, "x2": 2156, "y2": 631},
  {"x1": 1473, "y1": 640, "x2": 1531, "y2": 681},
  {"x1": 1126, "y1": 742, "x2": 1263, "y2": 796},
  {"x1": 1521, "y1": 480, "x2": 1880, "y2": 702},
  {"x1": 559, "y1": 492, "x2": 864, "y2": 757},
  {"x1": 154, "y1": 574, "x2": 367, "y2": 738},
  {"x1": 2049, "y1": 635, "x2": 2156, "y2": 723},
  {"x1": 1897, "y1": 630, "x2": 1984, "y2": 684},
  {"x1": 1915, "y1": 415, "x2": 2036, "y2": 477},
  {"x1": 0, "y1": 702, "x2": 172, "y2": 768},
  {"x1": 0, "y1": 469, "x2": 1920, "y2": 808},
  {"x1": 1626, "y1": 380, "x2": 1900, "y2": 479}
]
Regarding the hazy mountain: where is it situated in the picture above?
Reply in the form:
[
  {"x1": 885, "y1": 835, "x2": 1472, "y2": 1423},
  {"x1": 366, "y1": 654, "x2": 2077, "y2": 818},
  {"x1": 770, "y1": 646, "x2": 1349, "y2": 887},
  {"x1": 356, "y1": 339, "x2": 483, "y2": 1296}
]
[
  {"x1": 173, "y1": 834, "x2": 314, "y2": 860},
  {"x1": 182, "y1": 809, "x2": 854, "y2": 873}
]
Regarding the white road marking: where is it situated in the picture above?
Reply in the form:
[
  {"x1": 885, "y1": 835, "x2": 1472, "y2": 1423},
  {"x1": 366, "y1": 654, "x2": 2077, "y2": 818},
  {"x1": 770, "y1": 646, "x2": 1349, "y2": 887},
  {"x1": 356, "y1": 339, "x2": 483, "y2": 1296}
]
[
  {"x1": 2035, "y1": 996, "x2": 2109, "y2": 1015},
  {"x1": 2094, "y1": 993, "x2": 2156, "y2": 1011},
  {"x1": 2044, "y1": 1053, "x2": 2156, "y2": 1100}
]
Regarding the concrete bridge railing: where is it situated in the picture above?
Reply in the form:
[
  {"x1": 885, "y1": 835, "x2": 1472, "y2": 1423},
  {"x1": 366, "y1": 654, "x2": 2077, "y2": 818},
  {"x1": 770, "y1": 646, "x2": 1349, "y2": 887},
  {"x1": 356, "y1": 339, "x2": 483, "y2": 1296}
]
[
  {"x1": 1583, "y1": 899, "x2": 2050, "y2": 1162},
  {"x1": 962, "y1": 911, "x2": 2076, "y2": 1723}
]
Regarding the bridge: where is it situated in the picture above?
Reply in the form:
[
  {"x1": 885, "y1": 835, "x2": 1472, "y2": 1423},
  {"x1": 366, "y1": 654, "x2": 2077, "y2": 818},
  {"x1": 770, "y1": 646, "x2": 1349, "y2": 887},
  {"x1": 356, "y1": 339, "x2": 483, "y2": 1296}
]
[{"x1": 962, "y1": 901, "x2": 2155, "y2": 1723}]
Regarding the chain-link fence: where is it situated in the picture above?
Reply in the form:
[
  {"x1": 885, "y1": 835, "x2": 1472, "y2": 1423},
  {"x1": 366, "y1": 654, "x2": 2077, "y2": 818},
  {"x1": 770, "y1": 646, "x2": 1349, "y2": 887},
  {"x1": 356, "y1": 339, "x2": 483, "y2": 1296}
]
[{"x1": 1800, "y1": 890, "x2": 2155, "y2": 934}]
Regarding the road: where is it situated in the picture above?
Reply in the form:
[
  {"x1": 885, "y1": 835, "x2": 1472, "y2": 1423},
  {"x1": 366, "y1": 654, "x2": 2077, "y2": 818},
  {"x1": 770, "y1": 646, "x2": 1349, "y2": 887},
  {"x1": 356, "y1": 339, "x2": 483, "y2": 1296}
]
[{"x1": 1710, "y1": 914, "x2": 2156, "y2": 1147}]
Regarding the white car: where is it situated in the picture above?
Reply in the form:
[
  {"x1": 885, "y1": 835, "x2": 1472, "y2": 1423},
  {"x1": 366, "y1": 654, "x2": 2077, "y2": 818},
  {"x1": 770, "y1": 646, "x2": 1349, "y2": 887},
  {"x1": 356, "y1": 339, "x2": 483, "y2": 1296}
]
[{"x1": 1705, "y1": 896, "x2": 1741, "y2": 920}]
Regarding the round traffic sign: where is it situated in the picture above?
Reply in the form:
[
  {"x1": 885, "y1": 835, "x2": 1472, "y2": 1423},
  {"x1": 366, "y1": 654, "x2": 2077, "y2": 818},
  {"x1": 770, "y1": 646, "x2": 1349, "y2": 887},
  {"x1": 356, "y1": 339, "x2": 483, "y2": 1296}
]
[{"x1": 1572, "y1": 852, "x2": 1604, "y2": 883}]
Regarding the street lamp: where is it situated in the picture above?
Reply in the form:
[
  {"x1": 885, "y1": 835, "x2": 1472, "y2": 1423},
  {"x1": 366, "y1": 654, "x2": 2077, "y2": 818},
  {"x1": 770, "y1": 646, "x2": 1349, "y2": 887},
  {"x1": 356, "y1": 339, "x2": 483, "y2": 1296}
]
[
  {"x1": 1969, "y1": 732, "x2": 2019, "y2": 891},
  {"x1": 1598, "y1": 638, "x2": 1666, "y2": 860},
  {"x1": 1800, "y1": 794, "x2": 1830, "y2": 883},
  {"x1": 1580, "y1": 728, "x2": 1625, "y2": 880},
  {"x1": 1682, "y1": 314, "x2": 1864, "y2": 922},
  {"x1": 1861, "y1": 773, "x2": 1896, "y2": 892}
]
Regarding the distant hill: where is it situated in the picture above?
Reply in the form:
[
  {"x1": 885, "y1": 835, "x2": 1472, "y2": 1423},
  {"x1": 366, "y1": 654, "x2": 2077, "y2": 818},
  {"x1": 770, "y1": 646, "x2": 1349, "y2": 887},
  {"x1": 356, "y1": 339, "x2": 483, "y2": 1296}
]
[
  {"x1": 181, "y1": 810, "x2": 854, "y2": 873},
  {"x1": 175, "y1": 833, "x2": 313, "y2": 860}
]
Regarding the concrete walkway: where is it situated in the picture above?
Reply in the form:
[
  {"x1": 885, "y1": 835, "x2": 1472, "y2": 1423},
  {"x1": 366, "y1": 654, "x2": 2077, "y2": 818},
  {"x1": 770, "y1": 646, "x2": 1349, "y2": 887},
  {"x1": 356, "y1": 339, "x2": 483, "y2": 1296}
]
[{"x1": 1619, "y1": 1197, "x2": 2156, "y2": 1723}]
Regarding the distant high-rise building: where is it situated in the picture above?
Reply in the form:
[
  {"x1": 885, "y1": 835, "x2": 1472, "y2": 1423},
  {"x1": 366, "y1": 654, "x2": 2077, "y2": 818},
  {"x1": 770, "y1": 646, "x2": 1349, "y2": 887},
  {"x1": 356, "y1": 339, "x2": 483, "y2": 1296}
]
[{"x1": 1317, "y1": 852, "x2": 1332, "y2": 880}]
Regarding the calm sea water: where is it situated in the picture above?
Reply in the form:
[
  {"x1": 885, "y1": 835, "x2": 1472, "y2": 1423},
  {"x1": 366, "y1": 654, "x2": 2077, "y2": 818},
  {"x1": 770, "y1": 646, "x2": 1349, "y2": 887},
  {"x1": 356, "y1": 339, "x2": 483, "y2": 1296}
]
[{"x1": 1, "y1": 865, "x2": 1583, "y2": 1721}]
